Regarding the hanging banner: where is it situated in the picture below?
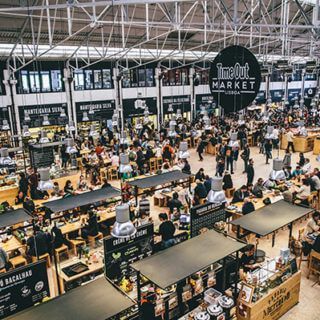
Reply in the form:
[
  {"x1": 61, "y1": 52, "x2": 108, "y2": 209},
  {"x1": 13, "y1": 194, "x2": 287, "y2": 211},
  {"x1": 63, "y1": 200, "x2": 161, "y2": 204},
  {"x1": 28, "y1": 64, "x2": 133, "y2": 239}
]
[
  {"x1": 75, "y1": 100, "x2": 115, "y2": 122},
  {"x1": 162, "y1": 95, "x2": 191, "y2": 113},
  {"x1": 19, "y1": 104, "x2": 68, "y2": 128},
  {"x1": 209, "y1": 45, "x2": 261, "y2": 113},
  {"x1": 104, "y1": 223, "x2": 154, "y2": 281},
  {"x1": 0, "y1": 260, "x2": 50, "y2": 319}
]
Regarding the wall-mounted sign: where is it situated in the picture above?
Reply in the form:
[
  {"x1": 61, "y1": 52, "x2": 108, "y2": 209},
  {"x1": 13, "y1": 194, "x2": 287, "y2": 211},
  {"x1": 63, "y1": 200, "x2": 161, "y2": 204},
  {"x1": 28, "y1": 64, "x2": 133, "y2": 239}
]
[
  {"x1": 0, "y1": 261, "x2": 49, "y2": 319},
  {"x1": 123, "y1": 97, "x2": 157, "y2": 117},
  {"x1": 76, "y1": 100, "x2": 115, "y2": 122},
  {"x1": 190, "y1": 202, "x2": 226, "y2": 238},
  {"x1": 19, "y1": 103, "x2": 68, "y2": 128},
  {"x1": 196, "y1": 94, "x2": 213, "y2": 110},
  {"x1": 104, "y1": 223, "x2": 154, "y2": 281},
  {"x1": 209, "y1": 45, "x2": 261, "y2": 113},
  {"x1": 162, "y1": 95, "x2": 191, "y2": 113}
]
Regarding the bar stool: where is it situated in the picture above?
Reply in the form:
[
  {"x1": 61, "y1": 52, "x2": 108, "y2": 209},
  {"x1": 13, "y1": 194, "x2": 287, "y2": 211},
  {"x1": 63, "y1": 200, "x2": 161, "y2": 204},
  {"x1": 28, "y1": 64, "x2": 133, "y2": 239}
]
[
  {"x1": 69, "y1": 239, "x2": 86, "y2": 255},
  {"x1": 10, "y1": 255, "x2": 27, "y2": 269},
  {"x1": 88, "y1": 232, "x2": 103, "y2": 246},
  {"x1": 225, "y1": 187, "x2": 235, "y2": 198},
  {"x1": 54, "y1": 244, "x2": 69, "y2": 263},
  {"x1": 32, "y1": 253, "x2": 51, "y2": 268},
  {"x1": 149, "y1": 158, "x2": 157, "y2": 173},
  {"x1": 107, "y1": 166, "x2": 118, "y2": 180},
  {"x1": 156, "y1": 157, "x2": 163, "y2": 169}
]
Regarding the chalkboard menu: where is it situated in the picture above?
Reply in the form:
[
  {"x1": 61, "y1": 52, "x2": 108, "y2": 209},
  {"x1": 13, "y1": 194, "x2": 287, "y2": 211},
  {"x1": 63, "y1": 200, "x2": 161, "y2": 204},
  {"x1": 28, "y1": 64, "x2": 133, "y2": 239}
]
[
  {"x1": 104, "y1": 223, "x2": 154, "y2": 280},
  {"x1": 0, "y1": 260, "x2": 50, "y2": 319},
  {"x1": 190, "y1": 202, "x2": 226, "y2": 238},
  {"x1": 29, "y1": 144, "x2": 55, "y2": 168}
]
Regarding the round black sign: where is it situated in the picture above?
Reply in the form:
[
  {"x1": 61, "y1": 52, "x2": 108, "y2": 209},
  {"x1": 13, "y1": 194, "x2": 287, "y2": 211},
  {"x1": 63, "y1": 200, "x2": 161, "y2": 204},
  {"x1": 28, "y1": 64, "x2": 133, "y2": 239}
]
[{"x1": 209, "y1": 45, "x2": 261, "y2": 114}]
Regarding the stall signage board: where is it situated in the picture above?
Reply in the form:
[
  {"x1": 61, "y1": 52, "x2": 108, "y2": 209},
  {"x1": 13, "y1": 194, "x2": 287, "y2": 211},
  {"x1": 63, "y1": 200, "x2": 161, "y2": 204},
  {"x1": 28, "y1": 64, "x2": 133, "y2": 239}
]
[
  {"x1": 190, "y1": 202, "x2": 226, "y2": 238},
  {"x1": 209, "y1": 45, "x2": 261, "y2": 113},
  {"x1": 0, "y1": 260, "x2": 49, "y2": 319},
  {"x1": 29, "y1": 144, "x2": 55, "y2": 168},
  {"x1": 163, "y1": 95, "x2": 191, "y2": 113},
  {"x1": 122, "y1": 97, "x2": 157, "y2": 117},
  {"x1": 19, "y1": 104, "x2": 67, "y2": 128},
  {"x1": 76, "y1": 100, "x2": 115, "y2": 122},
  {"x1": 104, "y1": 223, "x2": 154, "y2": 280}
]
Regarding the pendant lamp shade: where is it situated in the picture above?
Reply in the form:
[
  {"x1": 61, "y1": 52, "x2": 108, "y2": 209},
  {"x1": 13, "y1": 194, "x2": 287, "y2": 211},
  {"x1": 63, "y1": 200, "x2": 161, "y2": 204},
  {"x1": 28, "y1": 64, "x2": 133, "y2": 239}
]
[
  {"x1": 111, "y1": 203, "x2": 137, "y2": 238},
  {"x1": 38, "y1": 167, "x2": 54, "y2": 191}
]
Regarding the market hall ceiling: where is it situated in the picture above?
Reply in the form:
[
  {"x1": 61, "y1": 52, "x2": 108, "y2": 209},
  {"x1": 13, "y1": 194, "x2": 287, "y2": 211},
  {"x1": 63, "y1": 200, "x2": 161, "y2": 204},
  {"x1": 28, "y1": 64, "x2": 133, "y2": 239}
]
[{"x1": 0, "y1": 0, "x2": 319, "y2": 65}]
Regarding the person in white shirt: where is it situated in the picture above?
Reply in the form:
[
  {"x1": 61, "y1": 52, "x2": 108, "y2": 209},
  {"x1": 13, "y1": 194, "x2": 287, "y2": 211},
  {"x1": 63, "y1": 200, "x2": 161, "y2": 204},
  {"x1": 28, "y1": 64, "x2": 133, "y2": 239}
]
[
  {"x1": 311, "y1": 171, "x2": 320, "y2": 190},
  {"x1": 286, "y1": 130, "x2": 295, "y2": 153},
  {"x1": 304, "y1": 211, "x2": 320, "y2": 240},
  {"x1": 272, "y1": 126, "x2": 279, "y2": 148},
  {"x1": 302, "y1": 158, "x2": 312, "y2": 174},
  {"x1": 295, "y1": 178, "x2": 311, "y2": 206},
  {"x1": 110, "y1": 153, "x2": 120, "y2": 167}
]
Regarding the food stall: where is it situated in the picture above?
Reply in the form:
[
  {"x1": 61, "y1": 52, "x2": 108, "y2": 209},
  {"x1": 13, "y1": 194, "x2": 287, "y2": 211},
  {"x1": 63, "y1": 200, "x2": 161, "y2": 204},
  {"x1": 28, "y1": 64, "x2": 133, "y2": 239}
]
[
  {"x1": 8, "y1": 277, "x2": 137, "y2": 320},
  {"x1": 280, "y1": 132, "x2": 317, "y2": 153},
  {"x1": 127, "y1": 170, "x2": 191, "y2": 205},
  {"x1": 131, "y1": 230, "x2": 246, "y2": 320}
]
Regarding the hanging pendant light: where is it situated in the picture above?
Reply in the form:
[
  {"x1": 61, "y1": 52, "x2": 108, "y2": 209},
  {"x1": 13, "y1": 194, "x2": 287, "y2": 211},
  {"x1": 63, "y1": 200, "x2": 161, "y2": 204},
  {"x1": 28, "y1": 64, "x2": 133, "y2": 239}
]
[
  {"x1": 0, "y1": 148, "x2": 14, "y2": 166},
  {"x1": 169, "y1": 114, "x2": 177, "y2": 126},
  {"x1": 42, "y1": 115, "x2": 50, "y2": 126},
  {"x1": 202, "y1": 110, "x2": 209, "y2": 122},
  {"x1": 168, "y1": 124, "x2": 177, "y2": 137},
  {"x1": 111, "y1": 203, "x2": 137, "y2": 238},
  {"x1": 207, "y1": 177, "x2": 226, "y2": 204},
  {"x1": 24, "y1": 111, "x2": 31, "y2": 122},
  {"x1": 178, "y1": 141, "x2": 190, "y2": 159},
  {"x1": 293, "y1": 100, "x2": 299, "y2": 109},
  {"x1": 60, "y1": 108, "x2": 67, "y2": 118},
  {"x1": 1, "y1": 120, "x2": 10, "y2": 131},
  {"x1": 143, "y1": 107, "x2": 150, "y2": 124},
  {"x1": 22, "y1": 125, "x2": 30, "y2": 137},
  {"x1": 228, "y1": 132, "x2": 239, "y2": 148},
  {"x1": 82, "y1": 112, "x2": 89, "y2": 122},
  {"x1": 38, "y1": 167, "x2": 54, "y2": 191},
  {"x1": 269, "y1": 158, "x2": 285, "y2": 181},
  {"x1": 67, "y1": 121, "x2": 76, "y2": 132},
  {"x1": 39, "y1": 130, "x2": 50, "y2": 144},
  {"x1": 65, "y1": 138, "x2": 77, "y2": 154},
  {"x1": 119, "y1": 153, "x2": 132, "y2": 173},
  {"x1": 176, "y1": 109, "x2": 182, "y2": 119}
]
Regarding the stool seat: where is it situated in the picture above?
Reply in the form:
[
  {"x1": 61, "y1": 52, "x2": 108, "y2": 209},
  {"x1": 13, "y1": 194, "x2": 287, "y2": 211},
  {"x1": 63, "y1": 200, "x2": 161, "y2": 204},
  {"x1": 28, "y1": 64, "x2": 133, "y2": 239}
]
[
  {"x1": 54, "y1": 244, "x2": 69, "y2": 263},
  {"x1": 88, "y1": 232, "x2": 103, "y2": 246},
  {"x1": 10, "y1": 255, "x2": 27, "y2": 268},
  {"x1": 225, "y1": 187, "x2": 235, "y2": 198},
  {"x1": 70, "y1": 239, "x2": 86, "y2": 255}
]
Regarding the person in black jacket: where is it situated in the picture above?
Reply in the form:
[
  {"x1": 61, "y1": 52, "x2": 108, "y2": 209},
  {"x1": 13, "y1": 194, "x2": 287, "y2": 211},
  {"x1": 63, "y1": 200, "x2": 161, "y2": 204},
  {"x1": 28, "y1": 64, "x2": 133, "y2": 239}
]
[
  {"x1": 158, "y1": 213, "x2": 176, "y2": 249},
  {"x1": 232, "y1": 185, "x2": 249, "y2": 203},
  {"x1": 51, "y1": 224, "x2": 71, "y2": 249},
  {"x1": 194, "y1": 180, "x2": 207, "y2": 204},
  {"x1": 264, "y1": 139, "x2": 272, "y2": 164},
  {"x1": 81, "y1": 210, "x2": 99, "y2": 239},
  {"x1": 242, "y1": 198, "x2": 255, "y2": 215},
  {"x1": 181, "y1": 159, "x2": 191, "y2": 175},
  {"x1": 241, "y1": 144, "x2": 250, "y2": 173},
  {"x1": 222, "y1": 171, "x2": 233, "y2": 190},
  {"x1": 18, "y1": 172, "x2": 29, "y2": 197},
  {"x1": 27, "y1": 226, "x2": 51, "y2": 257},
  {"x1": 246, "y1": 159, "x2": 255, "y2": 185},
  {"x1": 204, "y1": 175, "x2": 212, "y2": 194},
  {"x1": 167, "y1": 192, "x2": 183, "y2": 215},
  {"x1": 197, "y1": 138, "x2": 206, "y2": 161},
  {"x1": 195, "y1": 168, "x2": 205, "y2": 181}
]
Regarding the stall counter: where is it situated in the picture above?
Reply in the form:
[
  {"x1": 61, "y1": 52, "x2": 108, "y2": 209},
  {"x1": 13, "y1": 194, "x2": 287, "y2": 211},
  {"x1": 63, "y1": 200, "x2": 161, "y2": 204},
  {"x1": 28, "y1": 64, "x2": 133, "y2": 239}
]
[
  {"x1": 281, "y1": 133, "x2": 316, "y2": 153},
  {"x1": 237, "y1": 271, "x2": 301, "y2": 320}
]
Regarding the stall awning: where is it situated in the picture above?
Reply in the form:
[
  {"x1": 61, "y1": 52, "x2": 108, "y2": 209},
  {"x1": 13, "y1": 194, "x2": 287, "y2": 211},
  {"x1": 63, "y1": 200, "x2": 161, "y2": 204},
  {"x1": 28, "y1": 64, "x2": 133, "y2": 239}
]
[
  {"x1": 128, "y1": 170, "x2": 190, "y2": 190},
  {"x1": 131, "y1": 230, "x2": 246, "y2": 289},
  {"x1": 43, "y1": 186, "x2": 121, "y2": 213},
  {"x1": 9, "y1": 278, "x2": 135, "y2": 320},
  {"x1": 230, "y1": 200, "x2": 313, "y2": 236},
  {"x1": 0, "y1": 208, "x2": 32, "y2": 229}
]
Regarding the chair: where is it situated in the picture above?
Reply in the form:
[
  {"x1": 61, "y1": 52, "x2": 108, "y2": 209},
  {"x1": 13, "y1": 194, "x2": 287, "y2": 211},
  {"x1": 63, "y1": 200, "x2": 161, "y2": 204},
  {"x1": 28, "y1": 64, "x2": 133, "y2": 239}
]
[
  {"x1": 10, "y1": 255, "x2": 27, "y2": 268},
  {"x1": 54, "y1": 244, "x2": 69, "y2": 263},
  {"x1": 149, "y1": 158, "x2": 157, "y2": 173},
  {"x1": 88, "y1": 232, "x2": 103, "y2": 246},
  {"x1": 154, "y1": 194, "x2": 166, "y2": 207},
  {"x1": 199, "y1": 198, "x2": 207, "y2": 205},
  {"x1": 225, "y1": 187, "x2": 235, "y2": 198},
  {"x1": 247, "y1": 135, "x2": 253, "y2": 147},
  {"x1": 107, "y1": 166, "x2": 118, "y2": 180},
  {"x1": 69, "y1": 239, "x2": 86, "y2": 256},
  {"x1": 156, "y1": 157, "x2": 163, "y2": 169},
  {"x1": 32, "y1": 253, "x2": 51, "y2": 268},
  {"x1": 186, "y1": 137, "x2": 191, "y2": 148},
  {"x1": 307, "y1": 249, "x2": 320, "y2": 279}
]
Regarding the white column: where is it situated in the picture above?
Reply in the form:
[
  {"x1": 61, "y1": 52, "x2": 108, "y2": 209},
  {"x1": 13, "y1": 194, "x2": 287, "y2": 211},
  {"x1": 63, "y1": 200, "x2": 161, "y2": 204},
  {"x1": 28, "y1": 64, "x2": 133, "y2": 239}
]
[
  {"x1": 300, "y1": 69, "x2": 306, "y2": 108},
  {"x1": 155, "y1": 68, "x2": 161, "y2": 129},
  {"x1": 189, "y1": 67, "x2": 195, "y2": 122},
  {"x1": 63, "y1": 68, "x2": 77, "y2": 135}
]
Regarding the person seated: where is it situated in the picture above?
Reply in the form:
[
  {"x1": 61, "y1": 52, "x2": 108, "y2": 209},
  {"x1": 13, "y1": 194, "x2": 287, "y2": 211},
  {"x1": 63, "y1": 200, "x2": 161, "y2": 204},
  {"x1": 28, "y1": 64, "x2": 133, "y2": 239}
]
[
  {"x1": 292, "y1": 165, "x2": 303, "y2": 178},
  {"x1": 168, "y1": 192, "x2": 183, "y2": 215},
  {"x1": 27, "y1": 225, "x2": 51, "y2": 257},
  {"x1": 222, "y1": 171, "x2": 233, "y2": 190},
  {"x1": 77, "y1": 175, "x2": 88, "y2": 191},
  {"x1": 302, "y1": 158, "x2": 312, "y2": 174},
  {"x1": 158, "y1": 213, "x2": 176, "y2": 249},
  {"x1": 101, "y1": 177, "x2": 111, "y2": 189},
  {"x1": 181, "y1": 159, "x2": 191, "y2": 175},
  {"x1": 283, "y1": 166, "x2": 292, "y2": 180},
  {"x1": 23, "y1": 197, "x2": 35, "y2": 214},
  {"x1": 252, "y1": 178, "x2": 265, "y2": 198},
  {"x1": 295, "y1": 178, "x2": 311, "y2": 206},
  {"x1": 242, "y1": 198, "x2": 255, "y2": 215},
  {"x1": 231, "y1": 185, "x2": 249, "y2": 203},
  {"x1": 204, "y1": 175, "x2": 212, "y2": 194},
  {"x1": 311, "y1": 171, "x2": 320, "y2": 191},
  {"x1": 64, "y1": 180, "x2": 75, "y2": 197},
  {"x1": 195, "y1": 168, "x2": 205, "y2": 181},
  {"x1": 304, "y1": 211, "x2": 320, "y2": 241},
  {"x1": 240, "y1": 244, "x2": 259, "y2": 273},
  {"x1": 194, "y1": 180, "x2": 208, "y2": 200},
  {"x1": 51, "y1": 223, "x2": 71, "y2": 249},
  {"x1": 297, "y1": 152, "x2": 305, "y2": 167},
  {"x1": 81, "y1": 210, "x2": 99, "y2": 240},
  {"x1": 15, "y1": 191, "x2": 25, "y2": 205}
]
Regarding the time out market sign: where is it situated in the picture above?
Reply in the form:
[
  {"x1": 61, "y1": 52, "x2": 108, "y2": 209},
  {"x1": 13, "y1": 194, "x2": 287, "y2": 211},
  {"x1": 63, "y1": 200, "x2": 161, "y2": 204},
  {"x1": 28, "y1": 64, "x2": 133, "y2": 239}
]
[{"x1": 209, "y1": 45, "x2": 261, "y2": 113}]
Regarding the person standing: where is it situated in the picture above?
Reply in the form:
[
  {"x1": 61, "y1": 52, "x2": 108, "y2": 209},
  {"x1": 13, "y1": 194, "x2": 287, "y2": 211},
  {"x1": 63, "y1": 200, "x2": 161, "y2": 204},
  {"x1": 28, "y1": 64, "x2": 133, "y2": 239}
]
[
  {"x1": 246, "y1": 159, "x2": 255, "y2": 186},
  {"x1": 286, "y1": 129, "x2": 295, "y2": 152},
  {"x1": 225, "y1": 146, "x2": 234, "y2": 174},
  {"x1": 197, "y1": 138, "x2": 206, "y2": 161},
  {"x1": 241, "y1": 143, "x2": 250, "y2": 173},
  {"x1": 264, "y1": 139, "x2": 273, "y2": 164}
]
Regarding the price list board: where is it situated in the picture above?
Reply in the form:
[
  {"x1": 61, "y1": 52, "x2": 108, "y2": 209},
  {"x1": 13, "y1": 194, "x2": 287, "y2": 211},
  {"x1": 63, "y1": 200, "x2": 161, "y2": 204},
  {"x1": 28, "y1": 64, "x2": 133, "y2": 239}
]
[
  {"x1": 190, "y1": 202, "x2": 226, "y2": 238},
  {"x1": 29, "y1": 145, "x2": 55, "y2": 168}
]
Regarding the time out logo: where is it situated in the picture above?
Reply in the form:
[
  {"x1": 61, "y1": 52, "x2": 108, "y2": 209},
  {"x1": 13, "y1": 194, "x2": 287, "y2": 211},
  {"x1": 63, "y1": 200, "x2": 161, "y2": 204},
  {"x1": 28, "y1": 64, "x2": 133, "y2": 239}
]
[{"x1": 209, "y1": 45, "x2": 261, "y2": 114}]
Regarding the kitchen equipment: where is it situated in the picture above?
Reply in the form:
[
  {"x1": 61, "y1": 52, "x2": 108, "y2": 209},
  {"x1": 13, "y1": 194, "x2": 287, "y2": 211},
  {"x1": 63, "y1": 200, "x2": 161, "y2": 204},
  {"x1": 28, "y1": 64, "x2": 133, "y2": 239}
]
[
  {"x1": 195, "y1": 311, "x2": 210, "y2": 320},
  {"x1": 207, "y1": 304, "x2": 224, "y2": 320},
  {"x1": 204, "y1": 288, "x2": 222, "y2": 305},
  {"x1": 218, "y1": 296, "x2": 234, "y2": 319}
]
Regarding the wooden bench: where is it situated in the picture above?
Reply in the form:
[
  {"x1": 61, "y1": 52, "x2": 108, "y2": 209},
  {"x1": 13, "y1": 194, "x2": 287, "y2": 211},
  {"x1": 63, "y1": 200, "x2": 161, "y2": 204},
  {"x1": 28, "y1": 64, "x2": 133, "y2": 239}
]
[
  {"x1": 10, "y1": 255, "x2": 27, "y2": 268},
  {"x1": 32, "y1": 253, "x2": 51, "y2": 268},
  {"x1": 54, "y1": 244, "x2": 69, "y2": 263}
]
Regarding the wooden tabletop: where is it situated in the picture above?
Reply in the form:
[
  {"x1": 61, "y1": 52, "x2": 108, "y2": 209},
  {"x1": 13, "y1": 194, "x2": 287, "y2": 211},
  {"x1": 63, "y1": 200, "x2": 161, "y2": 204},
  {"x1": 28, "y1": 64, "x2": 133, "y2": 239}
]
[{"x1": 1, "y1": 236, "x2": 26, "y2": 253}]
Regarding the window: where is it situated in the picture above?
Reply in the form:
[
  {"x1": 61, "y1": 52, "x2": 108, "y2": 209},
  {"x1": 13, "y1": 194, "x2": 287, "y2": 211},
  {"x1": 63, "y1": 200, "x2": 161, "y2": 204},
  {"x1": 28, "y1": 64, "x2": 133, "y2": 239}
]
[
  {"x1": 21, "y1": 70, "x2": 30, "y2": 93},
  {"x1": 102, "y1": 69, "x2": 112, "y2": 89},
  {"x1": 138, "y1": 69, "x2": 146, "y2": 87},
  {"x1": 94, "y1": 70, "x2": 102, "y2": 89},
  {"x1": 51, "y1": 70, "x2": 62, "y2": 91},
  {"x1": 29, "y1": 71, "x2": 40, "y2": 93},
  {"x1": 84, "y1": 70, "x2": 93, "y2": 89},
  {"x1": 146, "y1": 69, "x2": 154, "y2": 87},
  {"x1": 40, "y1": 71, "x2": 51, "y2": 92},
  {"x1": 131, "y1": 70, "x2": 138, "y2": 87},
  {"x1": 122, "y1": 70, "x2": 131, "y2": 88},
  {"x1": 74, "y1": 70, "x2": 84, "y2": 90}
]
